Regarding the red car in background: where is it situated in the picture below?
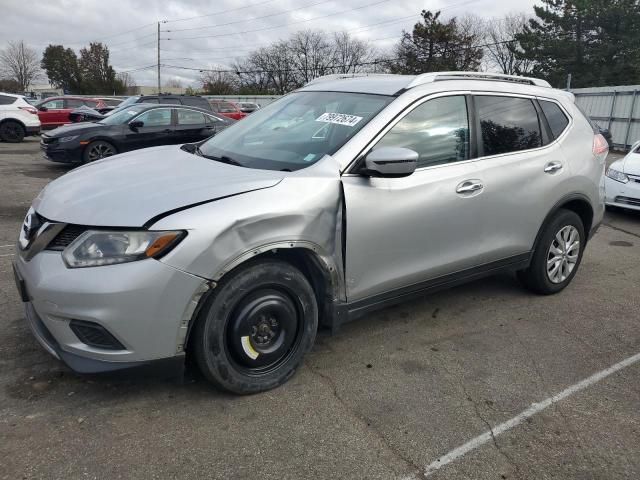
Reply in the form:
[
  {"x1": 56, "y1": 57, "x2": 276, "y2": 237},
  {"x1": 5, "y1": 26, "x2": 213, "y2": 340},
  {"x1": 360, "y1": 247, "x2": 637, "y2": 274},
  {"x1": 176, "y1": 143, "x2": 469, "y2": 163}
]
[
  {"x1": 209, "y1": 100, "x2": 247, "y2": 121},
  {"x1": 35, "y1": 96, "x2": 108, "y2": 129}
]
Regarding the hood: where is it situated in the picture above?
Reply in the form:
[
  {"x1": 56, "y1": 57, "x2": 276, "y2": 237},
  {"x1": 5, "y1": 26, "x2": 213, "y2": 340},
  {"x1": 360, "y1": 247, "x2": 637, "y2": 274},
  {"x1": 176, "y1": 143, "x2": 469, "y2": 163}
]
[
  {"x1": 34, "y1": 145, "x2": 284, "y2": 227},
  {"x1": 622, "y1": 151, "x2": 640, "y2": 176},
  {"x1": 45, "y1": 122, "x2": 107, "y2": 137}
]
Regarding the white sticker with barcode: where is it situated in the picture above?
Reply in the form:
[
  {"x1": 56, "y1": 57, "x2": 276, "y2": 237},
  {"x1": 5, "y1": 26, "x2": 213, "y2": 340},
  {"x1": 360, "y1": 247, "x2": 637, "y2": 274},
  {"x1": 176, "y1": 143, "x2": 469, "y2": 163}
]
[{"x1": 315, "y1": 112, "x2": 363, "y2": 127}]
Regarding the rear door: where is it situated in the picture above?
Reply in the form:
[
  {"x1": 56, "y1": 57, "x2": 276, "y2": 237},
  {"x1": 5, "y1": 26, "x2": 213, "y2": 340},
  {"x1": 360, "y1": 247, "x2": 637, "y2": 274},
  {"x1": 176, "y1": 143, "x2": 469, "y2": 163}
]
[
  {"x1": 470, "y1": 94, "x2": 570, "y2": 260},
  {"x1": 174, "y1": 108, "x2": 213, "y2": 143}
]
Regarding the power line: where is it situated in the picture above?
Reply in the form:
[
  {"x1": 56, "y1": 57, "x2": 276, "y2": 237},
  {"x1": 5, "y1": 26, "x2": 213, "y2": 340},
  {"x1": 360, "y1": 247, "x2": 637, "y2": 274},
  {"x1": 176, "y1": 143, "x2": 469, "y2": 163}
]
[
  {"x1": 164, "y1": 0, "x2": 394, "y2": 41},
  {"x1": 164, "y1": 0, "x2": 279, "y2": 24},
  {"x1": 164, "y1": 0, "x2": 340, "y2": 33}
]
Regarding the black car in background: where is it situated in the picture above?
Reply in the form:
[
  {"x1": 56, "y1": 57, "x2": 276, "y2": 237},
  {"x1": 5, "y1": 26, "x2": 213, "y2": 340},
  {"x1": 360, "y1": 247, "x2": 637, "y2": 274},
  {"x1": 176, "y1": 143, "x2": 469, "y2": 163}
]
[
  {"x1": 116, "y1": 94, "x2": 213, "y2": 111},
  {"x1": 41, "y1": 104, "x2": 233, "y2": 164}
]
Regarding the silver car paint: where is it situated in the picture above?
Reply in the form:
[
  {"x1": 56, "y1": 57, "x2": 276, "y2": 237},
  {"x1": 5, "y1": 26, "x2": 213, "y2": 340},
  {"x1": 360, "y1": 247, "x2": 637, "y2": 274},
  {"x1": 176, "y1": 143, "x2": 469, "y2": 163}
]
[
  {"x1": 34, "y1": 144, "x2": 284, "y2": 226},
  {"x1": 16, "y1": 75, "x2": 605, "y2": 367}
]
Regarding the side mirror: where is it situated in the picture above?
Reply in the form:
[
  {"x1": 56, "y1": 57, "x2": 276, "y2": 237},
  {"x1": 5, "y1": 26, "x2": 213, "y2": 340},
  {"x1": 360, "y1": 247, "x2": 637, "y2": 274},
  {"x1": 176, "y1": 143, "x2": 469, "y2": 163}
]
[
  {"x1": 129, "y1": 120, "x2": 144, "y2": 131},
  {"x1": 362, "y1": 147, "x2": 418, "y2": 178},
  {"x1": 38, "y1": 106, "x2": 48, "y2": 112}
]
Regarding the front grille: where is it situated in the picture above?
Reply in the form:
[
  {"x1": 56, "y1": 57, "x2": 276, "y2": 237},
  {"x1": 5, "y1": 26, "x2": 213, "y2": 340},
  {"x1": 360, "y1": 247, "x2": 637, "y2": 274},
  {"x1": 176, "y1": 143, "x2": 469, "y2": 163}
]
[
  {"x1": 46, "y1": 225, "x2": 88, "y2": 250},
  {"x1": 69, "y1": 320, "x2": 125, "y2": 350},
  {"x1": 615, "y1": 195, "x2": 640, "y2": 207}
]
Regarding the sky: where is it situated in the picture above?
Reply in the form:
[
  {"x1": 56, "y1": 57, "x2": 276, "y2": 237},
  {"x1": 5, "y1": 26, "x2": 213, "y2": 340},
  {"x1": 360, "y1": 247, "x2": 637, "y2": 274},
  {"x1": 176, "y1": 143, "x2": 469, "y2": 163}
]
[{"x1": 1, "y1": 0, "x2": 539, "y2": 87}]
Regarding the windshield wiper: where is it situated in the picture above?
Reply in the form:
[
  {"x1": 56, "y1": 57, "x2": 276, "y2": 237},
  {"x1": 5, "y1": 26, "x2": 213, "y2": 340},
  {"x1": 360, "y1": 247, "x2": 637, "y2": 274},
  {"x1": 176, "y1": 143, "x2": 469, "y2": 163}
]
[{"x1": 202, "y1": 154, "x2": 242, "y2": 166}]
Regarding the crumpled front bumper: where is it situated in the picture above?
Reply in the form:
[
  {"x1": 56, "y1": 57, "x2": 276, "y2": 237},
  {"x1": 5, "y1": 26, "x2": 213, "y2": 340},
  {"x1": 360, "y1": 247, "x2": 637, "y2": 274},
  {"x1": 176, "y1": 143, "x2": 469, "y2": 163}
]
[{"x1": 13, "y1": 250, "x2": 209, "y2": 374}]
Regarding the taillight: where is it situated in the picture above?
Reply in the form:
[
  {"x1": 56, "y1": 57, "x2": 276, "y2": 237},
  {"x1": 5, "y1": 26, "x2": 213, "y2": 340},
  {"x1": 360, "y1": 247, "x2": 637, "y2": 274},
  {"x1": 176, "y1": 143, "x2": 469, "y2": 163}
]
[
  {"x1": 593, "y1": 134, "x2": 609, "y2": 155},
  {"x1": 19, "y1": 106, "x2": 38, "y2": 115}
]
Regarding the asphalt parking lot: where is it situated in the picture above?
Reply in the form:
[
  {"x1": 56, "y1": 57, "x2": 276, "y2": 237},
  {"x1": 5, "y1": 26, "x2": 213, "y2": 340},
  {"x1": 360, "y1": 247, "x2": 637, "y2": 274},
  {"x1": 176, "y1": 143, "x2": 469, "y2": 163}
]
[{"x1": 1, "y1": 138, "x2": 639, "y2": 479}]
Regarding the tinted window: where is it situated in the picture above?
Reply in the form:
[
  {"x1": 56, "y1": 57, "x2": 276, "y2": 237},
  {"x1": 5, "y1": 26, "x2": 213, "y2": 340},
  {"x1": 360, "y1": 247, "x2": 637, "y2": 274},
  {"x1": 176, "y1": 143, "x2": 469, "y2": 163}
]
[
  {"x1": 177, "y1": 109, "x2": 205, "y2": 125},
  {"x1": 41, "y1": 99, "x2": 64, "y2": 109},
  {"x1": 102, "y1": 99, "x2": 122, "y2": 106},
  {"x1": 476, "y1": 96, "x2": 542, "y2": 156},
  {"x1": 0, "y1": 95, "x2": 16, "y2": 105},
  {"x1": 83, "y1": 99, "x2": 99, "y2": 107},
  {"x1": 181, "y1": 97, "x2": 209, "y2": 109},
  {"x1": 135, "y1": 108, "x2": 172, "y2": 127},
  {"x1": 66, "y1": 99, "x2": 84, "y2": 108},
  {"x1": 159, "y1": 97, "x2": 180, "y2": 105},
  {"x1": 540, "y1": 100, "x2": 570, "y2": 139},
  {"x1": 217, "y1": 102, "x2": 237, "y2": 113},
  {"x1": 375, "y1": 96, "x2": 470, "y2": 168},
  {"x1": 141, "y1": 98, "x2": 159, "y2": 104}
]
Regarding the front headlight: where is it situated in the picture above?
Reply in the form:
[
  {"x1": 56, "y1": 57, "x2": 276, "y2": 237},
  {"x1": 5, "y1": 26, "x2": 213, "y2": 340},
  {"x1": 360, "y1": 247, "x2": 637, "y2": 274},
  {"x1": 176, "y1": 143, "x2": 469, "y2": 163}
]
[
  {"x1": 59, "y1": 135, "x2": 79, "y2": 143},
  {"x1": 606, "y1": 168, "x2": 629, "y2": 183},
  {"x1": 62, "y1": 230, "x2": 186, "y2": 268}
]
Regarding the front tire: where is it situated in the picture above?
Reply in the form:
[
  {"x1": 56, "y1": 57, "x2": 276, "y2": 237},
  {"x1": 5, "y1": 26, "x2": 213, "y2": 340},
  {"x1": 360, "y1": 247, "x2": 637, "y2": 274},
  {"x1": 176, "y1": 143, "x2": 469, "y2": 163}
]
[
  {"x1": 82, "y1": 140, "x2": 116, "y2": 163},
  {"x1": 192, "y1": 259, "x2": 318, "y2": 394},
  {"x1": 518, "y1": 209, "x2": 585, "y2": 295},
  {"x1": 0, "y1": 120, "x2": 25, "y2": 143}
]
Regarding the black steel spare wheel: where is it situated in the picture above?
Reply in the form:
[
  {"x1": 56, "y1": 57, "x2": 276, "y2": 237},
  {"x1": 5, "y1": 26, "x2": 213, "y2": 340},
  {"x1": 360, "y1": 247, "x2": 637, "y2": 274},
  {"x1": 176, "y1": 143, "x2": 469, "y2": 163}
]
[
  {"x1": 227, "y1": 288, "x2": 301, "y2": 372},
  {"x1": 192, "y1": 259, "x2": 318, "y2": 394}
]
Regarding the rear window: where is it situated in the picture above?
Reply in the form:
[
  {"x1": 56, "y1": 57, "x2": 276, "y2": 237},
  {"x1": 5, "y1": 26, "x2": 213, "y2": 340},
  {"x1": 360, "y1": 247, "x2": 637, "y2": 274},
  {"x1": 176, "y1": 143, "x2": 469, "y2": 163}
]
[
  {"x1": 84, "y1": 99, "x2": 99, "y2": 107},
  {"x1": 476, "y1": 96, "x2": 542, "y2": 156},
  {"x1": 540, "y1": 100, "x2": 570, "y2": 139},
  {"x1": 181, "y1": 97, "x2": 210, "y2": 110},
  {"x1": 0, "y1": 95, "x2": 16, "y2": 105}
]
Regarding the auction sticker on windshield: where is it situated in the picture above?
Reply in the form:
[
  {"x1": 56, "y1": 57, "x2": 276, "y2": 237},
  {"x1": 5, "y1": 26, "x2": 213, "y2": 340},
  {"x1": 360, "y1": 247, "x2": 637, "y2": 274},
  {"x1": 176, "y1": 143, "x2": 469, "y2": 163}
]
[{"x1": 315, "y1": 112, "x2": 363, "y2": 127}]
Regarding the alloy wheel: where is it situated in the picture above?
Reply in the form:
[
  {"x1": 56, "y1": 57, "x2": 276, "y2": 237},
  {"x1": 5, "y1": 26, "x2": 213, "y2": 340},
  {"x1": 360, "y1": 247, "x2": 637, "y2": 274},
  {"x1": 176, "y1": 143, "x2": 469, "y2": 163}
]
[
  {"x1": 546, "y1": 225, "x2": 580, "y2": 284},
  {"x1": 87, "y1": 143, "x2": 115, "y2": 162}
]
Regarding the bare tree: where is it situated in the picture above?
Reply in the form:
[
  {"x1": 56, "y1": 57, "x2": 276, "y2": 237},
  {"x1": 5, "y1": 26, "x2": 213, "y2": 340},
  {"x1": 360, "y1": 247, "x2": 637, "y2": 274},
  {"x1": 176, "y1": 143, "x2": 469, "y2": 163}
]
[
  {"x1": 164, "y1": 77, "x2": 183, "y2": 88},
  {"x1": 485, "y1": 13, "x2": 533, "y2": 75},
  {"x1": 200, "y1": 68, "x2": 238, "y2": 95},
  {"x1": 0, "y1": 41, "x2": 40, "y2": 91},
  {"x1": 116, "y1": 72, "x2": 133, "y2": 91},
  {"x1": 289, "y1": 30, "x2": 334, "y2": 84},
  {"x1": 332, "y1": 32, "x2": 377, "y2": 73}
]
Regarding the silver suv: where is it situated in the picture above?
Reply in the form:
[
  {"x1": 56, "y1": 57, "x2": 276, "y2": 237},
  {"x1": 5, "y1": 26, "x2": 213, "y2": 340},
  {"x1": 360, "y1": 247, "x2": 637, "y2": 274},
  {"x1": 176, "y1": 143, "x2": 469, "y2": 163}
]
[{"x1": 14, "y1": 72, "x2": 608, "y2": 393}]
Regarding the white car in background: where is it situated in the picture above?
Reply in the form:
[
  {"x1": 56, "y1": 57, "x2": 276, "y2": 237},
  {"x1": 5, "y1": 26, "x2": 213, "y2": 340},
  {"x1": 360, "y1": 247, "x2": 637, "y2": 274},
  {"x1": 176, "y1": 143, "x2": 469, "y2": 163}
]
[
  {"x1": 0, "y1": 92, "x2": 41, "y2": 142},
  {"x1": 605, "y1": 142, "x2": 640, "y2": 211}
]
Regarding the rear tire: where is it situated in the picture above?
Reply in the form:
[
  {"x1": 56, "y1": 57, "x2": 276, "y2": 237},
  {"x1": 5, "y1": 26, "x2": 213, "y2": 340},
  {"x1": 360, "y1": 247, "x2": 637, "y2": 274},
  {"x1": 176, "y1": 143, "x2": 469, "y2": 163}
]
[
  {"x1": 82, "y1": 140, "x2": 116, "y2": 163},
  {"x1": 0, "y1": 120, "x2": 25, "y2": 143},
  {"x1": 192, "y1": 259, "x2": 318, "y2": 394},
  {"x1": 518, "y1": 209, "x2": 585, "y2": 295}
]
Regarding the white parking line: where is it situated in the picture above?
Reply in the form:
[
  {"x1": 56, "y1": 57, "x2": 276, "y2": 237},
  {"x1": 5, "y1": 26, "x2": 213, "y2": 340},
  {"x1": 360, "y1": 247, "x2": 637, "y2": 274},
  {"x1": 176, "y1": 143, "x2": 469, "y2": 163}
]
[
  {"x1": 419, "y1": 351, "x2": 640, "y2": 477},
  {"x1": 0, "y1": 253, "x2": 15, "y2": 257},
  {"x1": 0, "y1": 244, "x2": 14, "y2": 248}
]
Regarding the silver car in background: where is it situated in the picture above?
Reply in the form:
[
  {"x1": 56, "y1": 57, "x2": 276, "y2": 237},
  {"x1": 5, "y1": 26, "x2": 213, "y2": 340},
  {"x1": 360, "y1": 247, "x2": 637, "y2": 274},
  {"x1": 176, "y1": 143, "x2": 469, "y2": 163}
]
[{"x1": 13, "y1": 72, "x2": 608, "y2": 394}]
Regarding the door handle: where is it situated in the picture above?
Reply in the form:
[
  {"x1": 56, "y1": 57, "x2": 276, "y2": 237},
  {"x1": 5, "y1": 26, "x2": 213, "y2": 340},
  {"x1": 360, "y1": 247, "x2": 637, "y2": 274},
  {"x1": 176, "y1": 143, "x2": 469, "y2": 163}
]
[
  {"x1": 544, "y1": 161, "x2": 563, "y2": 173},
  {"x1": 456, "y1": 180, "x2": 484, "y2": 194}
]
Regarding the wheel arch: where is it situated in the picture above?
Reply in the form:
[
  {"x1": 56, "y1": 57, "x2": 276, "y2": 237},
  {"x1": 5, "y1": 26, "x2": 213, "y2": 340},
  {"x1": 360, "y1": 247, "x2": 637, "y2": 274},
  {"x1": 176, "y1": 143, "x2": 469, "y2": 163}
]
[
  {"x1": 184, "y1": 242, "x2": 345, "y2": 351},
  {"x1": 0, "y1": 117, "x2": 26, "y2": 131},
  {"x1": 533, "y1": 193, "x2": 594, "y2": 254}
]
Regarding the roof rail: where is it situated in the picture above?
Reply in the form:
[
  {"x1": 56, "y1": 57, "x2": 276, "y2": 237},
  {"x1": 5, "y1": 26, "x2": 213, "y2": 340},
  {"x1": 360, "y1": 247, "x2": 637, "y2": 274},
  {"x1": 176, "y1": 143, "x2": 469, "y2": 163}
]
[
  {"x1": 406, "y1": 72, "x2": 551, "y2": 89},
  {"x1": 305, "y1": 73, "x2": 397, "y2": 86}
]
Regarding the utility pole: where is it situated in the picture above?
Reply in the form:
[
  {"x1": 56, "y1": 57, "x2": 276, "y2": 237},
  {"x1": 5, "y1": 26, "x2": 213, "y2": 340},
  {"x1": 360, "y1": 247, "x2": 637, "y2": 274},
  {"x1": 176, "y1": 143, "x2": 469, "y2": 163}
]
[{"x1": 157, "y1": 21, "x2": 161, "y2": 94}]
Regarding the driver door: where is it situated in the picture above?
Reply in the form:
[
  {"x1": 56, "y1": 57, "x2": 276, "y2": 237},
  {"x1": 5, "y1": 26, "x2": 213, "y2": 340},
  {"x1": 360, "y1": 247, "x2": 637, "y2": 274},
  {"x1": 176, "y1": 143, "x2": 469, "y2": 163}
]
[
  {"x1": 342, "y1": 94, "x2": 487, "y2": 302},
  {"x1": 122, "y1": 107, "x2": 174, "y2": 151}
]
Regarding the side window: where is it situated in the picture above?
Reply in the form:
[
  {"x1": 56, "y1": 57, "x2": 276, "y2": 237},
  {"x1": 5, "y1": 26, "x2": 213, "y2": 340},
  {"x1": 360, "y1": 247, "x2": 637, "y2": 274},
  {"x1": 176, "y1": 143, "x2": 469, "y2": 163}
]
[
  {"x1": 135, "y1": 109, "x2": 172, "y2": 127},
  {"x1": 0, "y1": 95, "x2": 16, "y2": 105},
  {"x1": 206, "y1": 114, "x2": 222, "y2": 124},
  {"x1": 476, "y1": 96, "x2": 542, "y2": 156},
  {"x1": 83, "y1": 99, "x2": 99, "y2": 107},
  {"x1": 177, "y1": 109, "x2": 206, "y2": 125},
  {"x1": 65, "y1": 99, "x2": 84, "y2": 108},
  {"x1": 159, "y1": 97, "x2": 179, "y2": 104},
  {"x1": 141, "y1": 98, "x2": 159, "y2": 104},
  {"x1": 374, "y1": 95, "x2": 470, "y2": 168},
  {"x1": 539, "y1": 100, "x2": 570, "y2": 139},
  {"x1": 42, "y1": 99, "x2": 64, "y2": 109}
]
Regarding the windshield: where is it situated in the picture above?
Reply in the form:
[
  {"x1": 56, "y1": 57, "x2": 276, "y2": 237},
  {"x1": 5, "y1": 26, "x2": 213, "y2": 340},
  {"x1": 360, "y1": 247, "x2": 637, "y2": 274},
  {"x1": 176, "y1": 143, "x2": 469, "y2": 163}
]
[
  {"x1": 199, "y1": 91, "x2": 392, "y2": 171},
  {"x1": 98, "y1": 104, "x2": 148, "y2": 125}
]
